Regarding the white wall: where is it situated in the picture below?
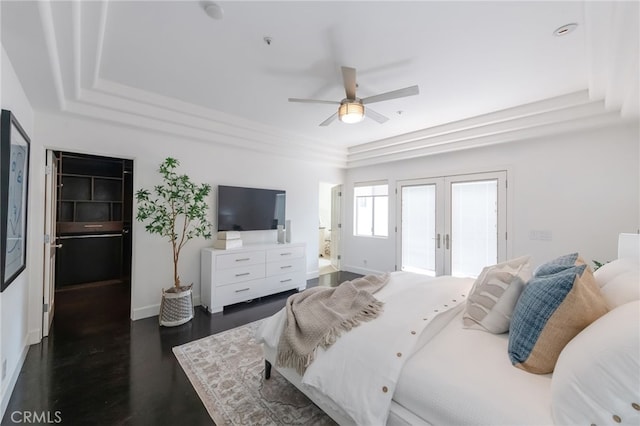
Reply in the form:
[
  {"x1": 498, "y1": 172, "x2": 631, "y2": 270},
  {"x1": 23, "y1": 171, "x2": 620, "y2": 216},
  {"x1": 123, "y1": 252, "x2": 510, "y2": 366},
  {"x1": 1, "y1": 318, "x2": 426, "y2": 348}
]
[
  {"x1": 342, "y1": 122, "x2": 640, "y2": 275},
  {"x1": 0, "y1": 47, "x2": 35, "y2": 419},
  {"x1": 29, "y1": 112, "x2": 344, "y2": 322}
]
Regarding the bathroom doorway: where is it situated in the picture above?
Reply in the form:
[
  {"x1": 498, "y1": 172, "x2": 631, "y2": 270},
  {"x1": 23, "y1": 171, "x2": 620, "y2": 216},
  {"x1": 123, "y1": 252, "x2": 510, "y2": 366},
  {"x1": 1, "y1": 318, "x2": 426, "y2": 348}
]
[{"x1": 318, "y1": 182, "x2": 342, "y2": 275}]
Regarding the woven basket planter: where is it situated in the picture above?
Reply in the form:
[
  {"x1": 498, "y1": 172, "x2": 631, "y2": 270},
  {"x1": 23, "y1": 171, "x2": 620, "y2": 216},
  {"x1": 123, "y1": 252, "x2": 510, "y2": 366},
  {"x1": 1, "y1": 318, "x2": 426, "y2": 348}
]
[{"x1": 159, "y1": 284, "x2": 194, "y2": 327}]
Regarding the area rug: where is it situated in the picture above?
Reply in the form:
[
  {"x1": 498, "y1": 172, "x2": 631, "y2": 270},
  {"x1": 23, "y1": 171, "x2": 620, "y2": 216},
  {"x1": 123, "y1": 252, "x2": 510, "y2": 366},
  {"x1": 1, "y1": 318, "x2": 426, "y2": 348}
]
[{"x1": 173, "y1": 320, "x2": 336, "y2": 425}]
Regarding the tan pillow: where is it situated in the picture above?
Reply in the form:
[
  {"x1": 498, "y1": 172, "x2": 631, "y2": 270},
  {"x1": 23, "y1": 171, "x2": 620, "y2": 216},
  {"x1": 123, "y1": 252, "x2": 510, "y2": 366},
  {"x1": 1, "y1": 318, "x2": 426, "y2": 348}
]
[
  {"x1": 462, "y1": 256, "x2": 532, "y2": 333},
  {"x1": 509, "y1": 255, "x2": 609, "y2": 374}
]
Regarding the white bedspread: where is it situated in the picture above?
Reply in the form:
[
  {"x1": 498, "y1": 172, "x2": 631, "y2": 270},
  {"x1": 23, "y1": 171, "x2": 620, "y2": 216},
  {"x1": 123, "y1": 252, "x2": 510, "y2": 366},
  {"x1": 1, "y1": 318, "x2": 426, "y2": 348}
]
[
  {"x1": 256, "y1": 272, "x2": 474, "y2": 425},
  {"x1": 394, "y1": 309, "x2": 553, "y2": 425}
]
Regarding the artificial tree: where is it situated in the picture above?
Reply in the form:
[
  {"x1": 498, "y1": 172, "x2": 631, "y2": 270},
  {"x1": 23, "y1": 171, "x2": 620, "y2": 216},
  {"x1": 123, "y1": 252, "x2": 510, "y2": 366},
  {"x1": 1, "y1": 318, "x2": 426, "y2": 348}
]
[{"x1": 135, "y1": 157, "x2": 212, "y2": 325}]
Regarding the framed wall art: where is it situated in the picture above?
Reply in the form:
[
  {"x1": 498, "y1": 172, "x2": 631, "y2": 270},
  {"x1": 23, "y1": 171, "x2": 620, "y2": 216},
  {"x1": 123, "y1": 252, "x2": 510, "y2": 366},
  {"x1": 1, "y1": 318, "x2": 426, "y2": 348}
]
[{"x1": 1, "y1": 109, "x2": 31, "y2": 292}]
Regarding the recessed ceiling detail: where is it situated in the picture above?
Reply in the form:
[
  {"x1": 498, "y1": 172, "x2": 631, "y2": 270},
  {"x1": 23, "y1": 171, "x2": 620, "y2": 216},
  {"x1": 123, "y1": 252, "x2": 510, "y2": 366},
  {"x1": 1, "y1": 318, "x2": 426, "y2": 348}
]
[{"x1": 1, "y1": 1, "x2": 637, "y2": 169}]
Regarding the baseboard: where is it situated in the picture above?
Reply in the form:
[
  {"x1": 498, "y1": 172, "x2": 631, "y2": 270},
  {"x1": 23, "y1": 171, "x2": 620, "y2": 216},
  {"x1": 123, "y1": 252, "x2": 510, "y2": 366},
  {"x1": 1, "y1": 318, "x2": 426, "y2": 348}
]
[
  {"x1": 131, "y1": 303, "x2": 159, "y2": 320},
  {"x1": 0, "y1": 340, "x2": 29, "y2": 420},
  {"x1": 131, "y1": 295, "x2": 202, "y2": 321},
  {"x1": 341, "y1": 265, "x2": 385, "y2": 276},
  {"x1": 28, "y1": 329, "x2": 42, "y2": 345}
]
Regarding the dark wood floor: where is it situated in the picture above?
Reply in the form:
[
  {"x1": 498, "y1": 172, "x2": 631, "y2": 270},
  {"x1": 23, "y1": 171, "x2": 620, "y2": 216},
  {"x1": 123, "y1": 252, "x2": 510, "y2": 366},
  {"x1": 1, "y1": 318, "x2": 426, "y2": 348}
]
[{"x1": 1, "y1": 271, "x2": 361, "y2": 426}]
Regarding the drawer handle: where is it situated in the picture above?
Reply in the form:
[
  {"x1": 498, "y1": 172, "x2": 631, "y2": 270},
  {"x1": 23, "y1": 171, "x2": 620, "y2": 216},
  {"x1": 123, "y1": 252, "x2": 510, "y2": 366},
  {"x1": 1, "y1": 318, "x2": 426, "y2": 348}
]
[
  {"x1": 235, "y1": 272, "x2": 251, "y2": 277},
  {"x1": 235, "y1": 288, "x2": 250, "y2": 293},
  {"x1": 280, "y1": 278, "x2": 292, "y2": 283},
  {"x1": 84, "y1": 224, "x2": 103, "y2": 228},
  {"x1": 235, "y1": 258, "x2": 250, "y2": 262},
  {"x1": 280, "y1": 252, "x2": 292, "y2": 256},
  {"x1": 280, "y1": 265, "x2": 292, "y2": 269}
]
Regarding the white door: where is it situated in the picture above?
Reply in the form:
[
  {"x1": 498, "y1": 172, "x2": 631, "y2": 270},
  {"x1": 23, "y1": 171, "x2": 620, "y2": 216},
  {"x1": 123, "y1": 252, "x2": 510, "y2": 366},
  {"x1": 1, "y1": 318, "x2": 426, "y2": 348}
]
[
  {"x1": 396, "y1": 178, "x2": 444, "y2": 276},
  {"x1": 397, "y1": 171, "x2": 507, "y2": 277},
  {"x1": 330, "y1": 185, "x2": 342, "y2": 270},
  {"x1": 42, "y1": 150, "x2": 59, "y2": 337}
]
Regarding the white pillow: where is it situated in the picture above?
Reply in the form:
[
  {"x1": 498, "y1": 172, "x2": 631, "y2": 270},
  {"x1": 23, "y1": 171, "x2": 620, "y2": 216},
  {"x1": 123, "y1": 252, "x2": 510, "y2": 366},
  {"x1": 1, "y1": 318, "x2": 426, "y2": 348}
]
[
  {"x1": 462, "y1": 255, "x2": 531, "y2": 333},
  {"x1": 594, "y1": 258, "x2": 640, "y2": 308},
  {"x1": 600, "y1": 271, "x2": 640, "y2": 308},
  {"x1": 551, "y1": 300, "x2": 640, "y2": 425},
  {"x1": 594, "y1": 258, "x2": 639, "y2": 287}
]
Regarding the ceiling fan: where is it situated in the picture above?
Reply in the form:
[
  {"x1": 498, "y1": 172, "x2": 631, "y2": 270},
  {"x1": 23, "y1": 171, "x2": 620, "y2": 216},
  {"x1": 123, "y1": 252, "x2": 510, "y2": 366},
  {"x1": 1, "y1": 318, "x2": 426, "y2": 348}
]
[{"x1": 288, "y1": 66, "x2": 420, "y2": 126}]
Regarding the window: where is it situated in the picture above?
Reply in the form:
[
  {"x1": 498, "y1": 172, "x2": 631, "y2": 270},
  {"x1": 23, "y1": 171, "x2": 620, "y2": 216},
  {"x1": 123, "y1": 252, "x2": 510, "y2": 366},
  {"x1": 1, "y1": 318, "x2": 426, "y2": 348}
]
[{"x1": 354, "y1": 182, "x2": 388, "y2": 237}]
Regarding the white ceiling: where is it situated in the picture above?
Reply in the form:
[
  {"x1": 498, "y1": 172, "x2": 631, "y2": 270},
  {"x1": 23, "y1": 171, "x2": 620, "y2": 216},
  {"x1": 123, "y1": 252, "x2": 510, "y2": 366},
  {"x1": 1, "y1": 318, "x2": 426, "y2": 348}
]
[{"x1": 1, "y1": 1, "x2": 638, "y2": 167}]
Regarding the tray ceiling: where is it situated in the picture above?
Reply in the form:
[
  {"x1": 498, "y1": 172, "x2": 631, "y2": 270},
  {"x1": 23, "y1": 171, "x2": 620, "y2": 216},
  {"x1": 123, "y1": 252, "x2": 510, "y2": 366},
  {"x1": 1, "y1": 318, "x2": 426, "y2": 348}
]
[{"x1": 1, "y1": 1, "x2": 637, "y2": 167}]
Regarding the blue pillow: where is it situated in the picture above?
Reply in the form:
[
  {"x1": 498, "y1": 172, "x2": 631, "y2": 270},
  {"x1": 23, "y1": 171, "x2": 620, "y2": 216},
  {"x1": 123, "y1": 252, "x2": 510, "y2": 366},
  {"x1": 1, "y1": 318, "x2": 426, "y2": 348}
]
[
  {"x1": 508, "y1": 260, "x2": 608, "y2": 374},
  {"x1": 533, "y1": 252, "x2": 579, "y2": 277}
]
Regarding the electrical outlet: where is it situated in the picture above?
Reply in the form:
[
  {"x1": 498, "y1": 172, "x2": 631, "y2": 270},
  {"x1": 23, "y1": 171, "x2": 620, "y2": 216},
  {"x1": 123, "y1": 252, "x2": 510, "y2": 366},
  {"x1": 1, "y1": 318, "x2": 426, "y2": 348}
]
[{"x1": 2, "y1": 359, "x2": 6, "y2": 380}]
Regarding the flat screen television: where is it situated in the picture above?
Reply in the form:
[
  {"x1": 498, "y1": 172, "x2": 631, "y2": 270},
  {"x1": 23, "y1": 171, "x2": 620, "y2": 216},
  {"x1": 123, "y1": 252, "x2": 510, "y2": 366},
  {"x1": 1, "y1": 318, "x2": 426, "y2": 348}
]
[{"x1": 217, "y1": 185, "x2": 286, "y2": 231}]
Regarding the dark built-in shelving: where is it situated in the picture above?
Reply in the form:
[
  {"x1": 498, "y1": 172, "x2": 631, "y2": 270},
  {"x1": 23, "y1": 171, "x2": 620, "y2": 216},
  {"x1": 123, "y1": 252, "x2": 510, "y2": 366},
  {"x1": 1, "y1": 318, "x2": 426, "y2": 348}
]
[
  {"x1": 55, "y1": 152, "x2": 133, "y2": 288},
  {"x1": 57, "y1": 154, "x2": 124, "y2": 234}
]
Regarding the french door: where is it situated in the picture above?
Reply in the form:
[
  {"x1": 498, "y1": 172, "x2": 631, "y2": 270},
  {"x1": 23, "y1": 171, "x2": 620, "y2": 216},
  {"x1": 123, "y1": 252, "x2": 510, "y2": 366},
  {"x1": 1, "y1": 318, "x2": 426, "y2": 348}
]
[{"x1": 397, "y1": 171, "x2": 507, "y2": 277}]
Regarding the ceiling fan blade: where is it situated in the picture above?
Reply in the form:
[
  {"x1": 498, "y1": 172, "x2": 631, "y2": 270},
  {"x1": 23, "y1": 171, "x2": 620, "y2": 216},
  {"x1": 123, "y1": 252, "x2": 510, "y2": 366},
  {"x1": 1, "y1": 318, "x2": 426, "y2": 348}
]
[
  {"x1": 288, "y1": 98, "x2": 340, "y2": 105},
  {"x1": 342, "y1": 66, "x2": 357, "y2": 100},
  {"x1": 361, "y1": 85, "x2": 420, "y2": 104},
  {"x1": 319, "y1": 112, "x2": 338, "y2": 127},
  {"x1": 366, "y1": 108, "x2": 389, "y2": 124}
]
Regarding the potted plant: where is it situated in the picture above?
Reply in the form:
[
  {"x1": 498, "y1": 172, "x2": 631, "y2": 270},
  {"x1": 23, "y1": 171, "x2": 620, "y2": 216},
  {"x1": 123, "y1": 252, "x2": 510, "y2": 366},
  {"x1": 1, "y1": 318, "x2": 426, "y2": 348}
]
[{"x1": 135, "y1": 157, "x2": 212, "y2": 326}]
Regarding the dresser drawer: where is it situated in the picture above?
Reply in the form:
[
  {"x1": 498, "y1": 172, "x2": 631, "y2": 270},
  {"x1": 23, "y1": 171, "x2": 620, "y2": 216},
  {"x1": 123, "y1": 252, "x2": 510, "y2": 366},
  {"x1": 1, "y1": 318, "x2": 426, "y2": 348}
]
[
  {"x1": 216, "y1": 250, "x2": 265, "y2": 270},
  {"x1": 266, "y1": 258, "x2": 305, "y2": 277},
  {"x1": 264, "y1": 272, "x2": 303, "y2": 290},
  {"x1": 215, "y1": 279, "x2": 263, "y2": 305},
  {"x1": 266, "y1": 245, "x2": 305, "y2": 262},
  {"x1": 216, "y1": 264, "x2": 265, "y2": 286}
]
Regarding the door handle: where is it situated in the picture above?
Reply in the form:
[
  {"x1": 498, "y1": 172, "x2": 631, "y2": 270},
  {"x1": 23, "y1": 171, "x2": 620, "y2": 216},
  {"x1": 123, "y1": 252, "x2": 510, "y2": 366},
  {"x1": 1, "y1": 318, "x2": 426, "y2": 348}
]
[
  {"x1": 445, "y1": 234, "x2": 450, "y2": 250},
  {"x1": 52, "y1": 244, "x2": 63, "y2": 249},
  {"x1": 433, "y1": 233, "x2": 441, "y2": 249}
]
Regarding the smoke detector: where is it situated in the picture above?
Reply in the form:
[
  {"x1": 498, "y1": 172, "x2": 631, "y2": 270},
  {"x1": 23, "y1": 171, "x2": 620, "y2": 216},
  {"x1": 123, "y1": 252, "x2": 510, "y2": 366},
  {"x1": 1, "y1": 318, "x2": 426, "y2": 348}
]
[
  {"x1": 553, "y1": 23, "x2": 578, "y2": 37},
  {"x1": 204, "y1": 2, "x2": 224, "y2": 20}
]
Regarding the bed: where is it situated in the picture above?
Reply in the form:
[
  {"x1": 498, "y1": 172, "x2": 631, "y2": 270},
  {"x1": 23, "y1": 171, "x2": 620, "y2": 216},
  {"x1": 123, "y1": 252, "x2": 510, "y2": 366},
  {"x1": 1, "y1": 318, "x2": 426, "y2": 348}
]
[{"x1": 255, "y1": 233, "x2": 640, "y2": 425}]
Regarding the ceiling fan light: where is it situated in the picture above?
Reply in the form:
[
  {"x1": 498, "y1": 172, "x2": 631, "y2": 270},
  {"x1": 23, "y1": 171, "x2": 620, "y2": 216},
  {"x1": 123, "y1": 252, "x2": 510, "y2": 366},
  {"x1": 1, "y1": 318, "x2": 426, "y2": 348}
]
[{"x1": 338, "y1": 102, "x2": 365, "y2": 124}]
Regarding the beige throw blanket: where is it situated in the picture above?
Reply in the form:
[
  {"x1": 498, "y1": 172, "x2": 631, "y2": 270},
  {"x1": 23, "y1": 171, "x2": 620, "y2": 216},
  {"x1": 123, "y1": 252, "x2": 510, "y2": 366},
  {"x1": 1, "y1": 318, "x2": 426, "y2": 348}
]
[{"x1": 277, "y1": 273, "x2": 390, "y2": 374}]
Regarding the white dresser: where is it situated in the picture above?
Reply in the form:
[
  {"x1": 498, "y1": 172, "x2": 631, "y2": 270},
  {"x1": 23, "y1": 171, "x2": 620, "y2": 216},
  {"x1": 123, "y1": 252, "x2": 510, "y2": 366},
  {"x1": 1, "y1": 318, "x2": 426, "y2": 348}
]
[{"x1": 200, "y1": 242, "x2": 307, "y2": 313}]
